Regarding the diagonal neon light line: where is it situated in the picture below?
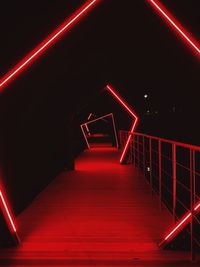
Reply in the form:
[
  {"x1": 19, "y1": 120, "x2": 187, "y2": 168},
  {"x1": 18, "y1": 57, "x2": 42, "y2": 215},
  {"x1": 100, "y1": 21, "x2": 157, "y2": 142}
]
[
  {"x1": 163, "y1": 201, "x2": 200, "y2": 242},
  {"x1": 106, "y1": 85, "x2": 137, "y2": 119},
  {"x1": 147, "y1": 0, "x2": 200, "y2": 55},
  {"x1": 106, "y1": 84, "x2": 138, "y2": 163},
  {"x1": 81, "y1": 113, "x2": 119, "y2": 149},
  {"x1": 85, "y1": 124, "x2": 90, "y2": 136},
  {"x1": 0, "y1": 0, "x2": 100, "y2": 91},
  {"x1": 87, "y1": 113, "x2": 93, "y2": 120},
  {"x1": 83, "y1": 113, "x2": 113, "y2": 126},
  {"x1": 0, "y1": 191, "x2": 16, "y2": 232}
]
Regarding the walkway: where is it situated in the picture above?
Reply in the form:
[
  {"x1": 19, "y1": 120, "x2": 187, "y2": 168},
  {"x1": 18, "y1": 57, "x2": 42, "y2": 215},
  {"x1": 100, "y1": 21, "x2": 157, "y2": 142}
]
[{"x1": 0, "y1": 147, "x2": 195, "y2": 266}]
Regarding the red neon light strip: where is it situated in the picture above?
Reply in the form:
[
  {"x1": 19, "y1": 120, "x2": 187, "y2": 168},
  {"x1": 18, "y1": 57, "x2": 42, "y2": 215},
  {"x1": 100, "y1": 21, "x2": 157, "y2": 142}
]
[
  {"x1": 106, "y1": 85, "x2": 138, "y2": 163},
  {"x1": 87, "y1": 113, "x2": 93, "y2": 120},
  {"x1": 106, "y1": 86, "x2": 137, "y2": 118},
  {"x1": 85, "y1": 124, "x2": 91, "y2": 136},
  {"x1": 81, "y1": 113, "x2": 119, "y2": 149},
  {"x1": 160, "y1": 201, "x2": 200, "y2": 246},
  {"x1": 0, "y1": 0, "x2": 100, "y2": 91},
  {"x1": 147, "y1": 0, "x2": 200, "y2": 55},
  {"x1": 119, "y1": 120, "x2": 138, "y2": 163},
  {"x1": 0, "y1": 191, "x2": 16, "y2": 232},
  {"x1": 111, "y1": 114, "x2": 119, "y2": 149},
  {"x1": 83, "y1": 113, "x2": 113, "y2": 126}
]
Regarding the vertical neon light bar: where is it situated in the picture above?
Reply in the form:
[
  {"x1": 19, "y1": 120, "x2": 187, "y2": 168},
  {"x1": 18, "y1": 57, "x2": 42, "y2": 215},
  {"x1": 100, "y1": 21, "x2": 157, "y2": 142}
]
[{"x1": 106, "y1": 84, "x2": 138, "y2": 164}]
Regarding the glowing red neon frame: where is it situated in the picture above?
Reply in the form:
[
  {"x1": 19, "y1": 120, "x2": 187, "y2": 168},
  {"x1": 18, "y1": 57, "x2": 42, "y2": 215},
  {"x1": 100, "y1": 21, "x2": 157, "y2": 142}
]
[
  {"x1": 0, "y1": 0, "x2": 100, "y2": 91},
  {"x1": 147, "y1": 0, "x2": 200, "y2": 56},
  {"x1": 81, "y1": 113, "x2": 119, "y2": 149},
  {"x1": 106, "y1": 84, "x2": 138, "y2": 164},
  {"x1": 159, "y1": 201, "x2": 200, "y2": 247}
]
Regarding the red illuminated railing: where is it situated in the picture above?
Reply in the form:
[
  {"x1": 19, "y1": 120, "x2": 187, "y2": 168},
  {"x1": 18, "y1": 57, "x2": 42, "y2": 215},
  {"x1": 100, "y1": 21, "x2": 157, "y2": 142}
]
[{"x1": 120, "y1": 130, "x2": 200, "y2": 262}]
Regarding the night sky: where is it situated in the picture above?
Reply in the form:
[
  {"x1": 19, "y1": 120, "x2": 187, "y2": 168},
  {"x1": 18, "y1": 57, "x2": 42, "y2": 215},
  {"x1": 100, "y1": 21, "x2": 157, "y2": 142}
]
[{"x1": 0, "y1": 0, "x2": 200, "y2": 142}]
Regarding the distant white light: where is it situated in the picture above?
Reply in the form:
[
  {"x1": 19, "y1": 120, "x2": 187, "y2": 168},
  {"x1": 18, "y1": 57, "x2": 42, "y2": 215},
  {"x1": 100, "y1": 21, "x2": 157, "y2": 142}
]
[{"x1": 144, "y1": 94, "x2": 148, "y2": 99}]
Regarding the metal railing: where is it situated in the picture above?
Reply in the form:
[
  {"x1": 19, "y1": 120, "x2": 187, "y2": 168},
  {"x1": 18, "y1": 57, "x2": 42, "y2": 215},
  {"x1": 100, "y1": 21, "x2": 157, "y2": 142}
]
[{"x1": 120, "y1": 130, "x2": 200, "y2": 261}]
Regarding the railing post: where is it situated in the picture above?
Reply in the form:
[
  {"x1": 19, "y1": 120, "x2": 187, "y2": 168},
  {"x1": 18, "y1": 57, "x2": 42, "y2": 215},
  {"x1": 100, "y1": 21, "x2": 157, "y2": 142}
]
[
  {"x1": 190, "y1": 149, "x2": 195, "y2": 262},
  {"x1": 135, "y1": 135, "x2": 137, "y2": 167},
  {"x1": 119, "y1": 131, "x2": 122, "y2": 147},
  {"x1": 133, "y1": 134, "x2": 136, "y2": 167},
  {"x1": 143, "y1": 136, "x2": 145, "y2": 177},
  {"x1": 158, "y1": 140, "x2": 162, "y2": 211},
  {"x1": 149, "y1": 138, "x2": 153, "y2": 193},
  {"x1": 130, "y1": 133, "x2": 133, "y2": 164},
  {"x1": 172, "y1": 144, "x2": 176, "y2": 221},
  {"x1": 137, "y1": 136, "x2": 140, "y2": 170}
]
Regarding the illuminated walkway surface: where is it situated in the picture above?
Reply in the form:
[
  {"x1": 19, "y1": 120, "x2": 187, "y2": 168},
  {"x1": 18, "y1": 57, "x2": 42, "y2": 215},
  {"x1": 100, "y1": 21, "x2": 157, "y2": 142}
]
[{"x1": 0, "y1": 147, "x2": 196, "y2": 266}]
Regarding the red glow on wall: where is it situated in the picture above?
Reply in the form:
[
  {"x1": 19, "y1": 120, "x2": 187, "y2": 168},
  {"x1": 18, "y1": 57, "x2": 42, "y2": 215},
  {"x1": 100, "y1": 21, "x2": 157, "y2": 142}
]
[
  {"x1": 0, "y1": 190, "x2": 16, "y2": 233},
  {"x1": 160, "y1": 201, "x2": 200, "y2": 247},
  {"x1": 106, "y1": 84, "x2": 138, "y2": 164},
  {"x1": 0, "y1": 0, "x2": 100, "y2": 91},
  {"x1": 147, "y1": 0, "x2": 200, "y2": 56}
]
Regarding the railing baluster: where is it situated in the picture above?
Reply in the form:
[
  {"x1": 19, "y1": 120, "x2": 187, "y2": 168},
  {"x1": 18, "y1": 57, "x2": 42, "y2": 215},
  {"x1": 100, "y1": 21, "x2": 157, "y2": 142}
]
[
  {"x1": 149, "y1": 138, "x2": 152, "y2": 193},
  {"x1": 158, "y1": 140, "x2": 162, "y2": 211},
  {"x1": 133, "y1": 134, "x2": 136, "y2": 167},
  {"x1": 172, "y1": 144, "x2": 176, "y2": 221},
  {"x1": 130, "y1": 134, "x2": 133, "y2": 164},
  {"x1": 119, "y1": 130, "x2": 200, "y2": 262},
  {"x1": 137, "y1": 136, "x2": 140, "y2": 170},
  {"x1": 190, "y1": 149, "x2": 195, "y2": 262},
  {"x1": 143, "y1": 136, "x2": 145, "y2": 177}
]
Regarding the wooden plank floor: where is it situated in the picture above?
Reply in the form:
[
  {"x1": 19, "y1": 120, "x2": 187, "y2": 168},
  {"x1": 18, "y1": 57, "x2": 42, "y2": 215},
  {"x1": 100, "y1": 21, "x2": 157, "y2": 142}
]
[{"x1": 0, "y1": 146, "x2": 198, "y2": 266}]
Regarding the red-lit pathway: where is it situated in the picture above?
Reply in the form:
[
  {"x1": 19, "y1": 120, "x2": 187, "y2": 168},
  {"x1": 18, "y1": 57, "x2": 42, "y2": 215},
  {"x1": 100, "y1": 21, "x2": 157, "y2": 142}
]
[{"x1": 0, "y1": 147, "x2": 194, "y2": 266}]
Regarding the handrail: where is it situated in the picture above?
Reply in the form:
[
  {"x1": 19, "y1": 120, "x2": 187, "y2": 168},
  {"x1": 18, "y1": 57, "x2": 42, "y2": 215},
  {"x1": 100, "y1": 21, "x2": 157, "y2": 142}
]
[
  {"x1": 120, "y1": 130, "x2": 200, "y2": 262},
  {"x1": 131, "y1": 132, "x2": 200, "y2": 152}
]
